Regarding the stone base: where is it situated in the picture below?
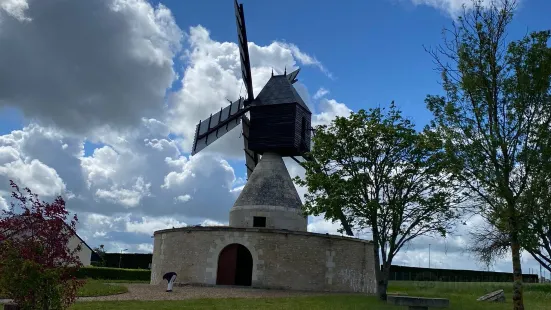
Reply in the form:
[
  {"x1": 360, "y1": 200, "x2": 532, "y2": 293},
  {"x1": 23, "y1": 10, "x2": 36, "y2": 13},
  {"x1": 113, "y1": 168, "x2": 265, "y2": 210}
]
[
  {"x1": 229, "y1": 205, "x2": 307, "y2": 232},
  {"x1": 151, "y1": 226, "x2": 377, "y2": 294}
]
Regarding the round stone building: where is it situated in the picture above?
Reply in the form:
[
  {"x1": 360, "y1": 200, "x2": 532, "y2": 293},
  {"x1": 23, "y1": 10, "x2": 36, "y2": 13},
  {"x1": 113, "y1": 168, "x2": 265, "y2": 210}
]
[{"x1": 150, "y1": 153, "x2": 377, "y2": 293}]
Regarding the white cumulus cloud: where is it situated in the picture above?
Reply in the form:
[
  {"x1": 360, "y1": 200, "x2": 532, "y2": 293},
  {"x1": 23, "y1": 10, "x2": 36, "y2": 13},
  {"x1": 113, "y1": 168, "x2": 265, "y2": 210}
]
[
  {"x1": 408, "y1": 0, "x2": 501, "y2": 17},
  {"x1": 0, "y1": 0, "x2": 183, "y2": 135}
]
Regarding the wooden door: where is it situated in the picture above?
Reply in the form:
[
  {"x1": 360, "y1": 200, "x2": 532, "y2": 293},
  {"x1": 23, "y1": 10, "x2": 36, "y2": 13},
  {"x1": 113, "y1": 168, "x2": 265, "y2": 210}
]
[{"x1": 216, "y1": 244, "x2": 238, "y2": 285}]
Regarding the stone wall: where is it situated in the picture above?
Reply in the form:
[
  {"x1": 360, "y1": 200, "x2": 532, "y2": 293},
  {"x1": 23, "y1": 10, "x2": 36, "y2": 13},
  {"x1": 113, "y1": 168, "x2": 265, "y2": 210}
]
[
  {"x1": 151, "y1": 227, "x2": 376, "y2": 294},
  {"x1": 229, "y1": 205, "x2": 307, "y2": 232}
]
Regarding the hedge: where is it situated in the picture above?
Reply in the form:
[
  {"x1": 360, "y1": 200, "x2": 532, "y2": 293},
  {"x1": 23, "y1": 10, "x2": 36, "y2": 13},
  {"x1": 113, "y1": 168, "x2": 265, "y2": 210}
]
[
  {"x1": 77, "y1": 267, "x2": 151, "y2": 281},
  {"x1": 386, "y1": 265, "x2": 539, "y2": 283},
  {"x1": 95, "y1": 253, "x2": 153, "y2": 269}
]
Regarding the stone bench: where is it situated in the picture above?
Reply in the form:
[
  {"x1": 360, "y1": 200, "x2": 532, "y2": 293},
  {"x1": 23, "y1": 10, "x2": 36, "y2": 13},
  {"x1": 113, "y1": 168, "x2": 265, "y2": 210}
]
[{"x1": 387, "y1": 295, "x2": 450, "y2": 310}]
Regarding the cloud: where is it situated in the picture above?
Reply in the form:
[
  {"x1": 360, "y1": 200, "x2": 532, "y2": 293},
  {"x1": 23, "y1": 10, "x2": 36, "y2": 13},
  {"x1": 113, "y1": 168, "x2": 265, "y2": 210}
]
[
  {"x1": 407, "y1": 0, "x2": 497, "y2": 17},
  {"x1": 0, "y1": 125, "x2": 70, "y2": 196},
  {"x1": 0, "y1": 120, "x2": 242, "y2": 223},
  {"x1": 0, "y1": 0, "x2": 183, "y2": 135},
  {"x1": 0, "y1": 194, "x2": 8, "y2": 210},
  {"x1": 276, "y1": 42, "x2": 334, "y2": 79},
  {"x1": 313, "y1": 88, "x2": 330, "y2": 100},
  {"x1": 0, "y1": 1, "x2": 350, "y2": 255},
  {"x1": 0, "y1": 0, "x2": 30, "y2": 21},
  {"x1": 168, "y1": 26, "x2": 330, "y2": 159},
  {"x1": 125, "y1": 216, "x2": 188, "y2": 235},
  {"x1": 312, "y1": 98, "x2": 352, "y2": 126}
]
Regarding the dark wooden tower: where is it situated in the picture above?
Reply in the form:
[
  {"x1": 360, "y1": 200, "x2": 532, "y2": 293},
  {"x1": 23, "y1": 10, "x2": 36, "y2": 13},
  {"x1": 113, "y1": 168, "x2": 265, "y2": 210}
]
[
  {"x1": 191, "y1": 0, "x2": 312, "y2": 177},
  {"x1": 248, "y1": 73, "x2": 312, "y2": 156},
  {"x1": 190, "y1": 1, "x2": 310, "y2": 232}
]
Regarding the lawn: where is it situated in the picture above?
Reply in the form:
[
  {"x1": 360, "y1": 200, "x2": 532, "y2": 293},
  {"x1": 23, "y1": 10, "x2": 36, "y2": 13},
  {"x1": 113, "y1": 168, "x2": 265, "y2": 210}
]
[
  {"x1": 77, "y1": 280, "x2": 129, "y2": 297},
  {"x1": 69, "y1": 281, "x2": 551, "y2": 310},
  {"x1": 0, "y1": 280, "x2": 128, "y2": 299}
]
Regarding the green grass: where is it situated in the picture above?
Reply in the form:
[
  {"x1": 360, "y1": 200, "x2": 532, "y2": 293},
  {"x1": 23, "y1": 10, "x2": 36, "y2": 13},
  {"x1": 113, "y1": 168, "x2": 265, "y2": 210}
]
[
  {"x1": 387, "y1": 281, "x2": 551, "y2": 310},
  {"x1": 69, "y1": 281, "x2": 551, "y2": 310},
  {"x1": 71, "y1": 296, "x2": 397, "y2": 310},
  {"x1": 77, "y1": 280, "x2": 128, "y2": 297},
  {"x1": 0, "y1": 280, "x2": 128, "y2": 299}
]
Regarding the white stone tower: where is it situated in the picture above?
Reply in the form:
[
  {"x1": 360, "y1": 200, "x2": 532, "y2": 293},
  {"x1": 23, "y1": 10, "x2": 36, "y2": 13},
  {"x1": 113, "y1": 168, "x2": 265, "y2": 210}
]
[{"x1": 229, "y1": 152, "x2": 307, "y2": 231}]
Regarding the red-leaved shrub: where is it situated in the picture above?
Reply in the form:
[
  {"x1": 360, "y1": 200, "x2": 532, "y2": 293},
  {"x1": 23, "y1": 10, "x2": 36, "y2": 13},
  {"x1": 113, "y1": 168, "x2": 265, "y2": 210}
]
[{"x1": 0, "y1": 180, "x2": 85, "y2": 309}]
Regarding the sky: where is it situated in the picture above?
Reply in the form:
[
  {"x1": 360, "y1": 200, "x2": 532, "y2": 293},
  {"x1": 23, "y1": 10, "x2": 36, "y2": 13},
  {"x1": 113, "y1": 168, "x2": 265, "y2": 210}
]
[{"x1": 0, "y1": 0, "x2": 550, "y2": 276}]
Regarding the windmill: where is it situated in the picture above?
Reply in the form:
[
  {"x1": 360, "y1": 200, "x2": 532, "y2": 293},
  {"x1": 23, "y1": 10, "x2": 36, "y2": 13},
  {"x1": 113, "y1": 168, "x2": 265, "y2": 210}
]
[
  {"x1": 190, "y1": 0, "x2": 312, "y2": 232},
  {"x1": 191, "y1": 0, "x2": 311, "y2": 179}
]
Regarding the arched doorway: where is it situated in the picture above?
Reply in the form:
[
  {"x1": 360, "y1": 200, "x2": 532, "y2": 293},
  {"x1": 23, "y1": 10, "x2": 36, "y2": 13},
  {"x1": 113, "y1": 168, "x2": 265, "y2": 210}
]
[{"x1": 216, "y1": 243, "x2": 253, "y2": 286}]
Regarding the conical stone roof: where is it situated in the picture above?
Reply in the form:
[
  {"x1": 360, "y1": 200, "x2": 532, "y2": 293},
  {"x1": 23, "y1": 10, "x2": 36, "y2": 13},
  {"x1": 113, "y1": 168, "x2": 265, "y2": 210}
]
[{"x1": 233, "y1": 152, "x2": 302, "y2": 209}]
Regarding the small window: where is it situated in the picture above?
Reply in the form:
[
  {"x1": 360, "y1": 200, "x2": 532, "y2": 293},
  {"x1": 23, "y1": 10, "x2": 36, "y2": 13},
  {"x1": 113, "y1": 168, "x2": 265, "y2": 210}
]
[{"x1": 253, "y1": 216, "x2": 266, "y2": 228}]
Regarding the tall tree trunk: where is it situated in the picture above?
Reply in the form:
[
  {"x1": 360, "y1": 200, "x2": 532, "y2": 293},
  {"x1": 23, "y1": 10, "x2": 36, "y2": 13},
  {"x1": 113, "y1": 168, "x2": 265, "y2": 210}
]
[
  {"x1": 511, "y1": 231, "x2": 525, "y2": 310},
  {"x1": 372, "y1": 238, "x2": 389, "y2": 300},
  {"x1": 378, "y1": 263, "x2": 391, "y2": 301}
]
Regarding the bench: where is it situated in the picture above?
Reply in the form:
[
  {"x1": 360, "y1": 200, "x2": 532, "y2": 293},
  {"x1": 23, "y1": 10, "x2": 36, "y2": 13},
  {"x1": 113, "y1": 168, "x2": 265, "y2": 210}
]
[{"x1": 387, "y1": 295, "x2": 450, "y2": 310}]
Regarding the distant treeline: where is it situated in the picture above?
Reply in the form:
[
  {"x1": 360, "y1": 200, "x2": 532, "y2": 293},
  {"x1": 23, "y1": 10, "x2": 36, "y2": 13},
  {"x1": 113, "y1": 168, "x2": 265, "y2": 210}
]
[
  {"x1": 386, "y1": 265, "x2": 539, "y2": 283},
  {"x1": 92, "y1": 253, "x2": 153, "y2": 269}
]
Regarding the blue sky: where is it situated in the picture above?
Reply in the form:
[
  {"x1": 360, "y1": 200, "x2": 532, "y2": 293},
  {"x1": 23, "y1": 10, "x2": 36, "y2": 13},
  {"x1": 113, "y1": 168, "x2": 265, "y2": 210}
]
[
  {"x1": 152, "y1": 0, "x2": 549, "y2": 179},
  {"x1": 160, "y1": 0, "x2": 550, "y2": 123},
  {"x1": 2, "y1": 0, "x2": 550, "y2": 154}
]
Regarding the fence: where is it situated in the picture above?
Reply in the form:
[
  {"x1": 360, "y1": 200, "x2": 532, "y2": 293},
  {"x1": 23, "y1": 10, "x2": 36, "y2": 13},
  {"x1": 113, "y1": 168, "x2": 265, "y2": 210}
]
[{"x1": 385, "y1": 265, "x2": 539, "y2": 283}]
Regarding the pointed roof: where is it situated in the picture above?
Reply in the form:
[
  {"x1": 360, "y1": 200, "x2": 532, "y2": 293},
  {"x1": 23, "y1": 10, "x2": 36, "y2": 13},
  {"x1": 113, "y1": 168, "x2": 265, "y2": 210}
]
[
  {"x1": 253, "y1": 75, "x2": 311, "y2": 113},
  {"x1": 233, "y1": 152, "x2": 303, "y2": 209}
]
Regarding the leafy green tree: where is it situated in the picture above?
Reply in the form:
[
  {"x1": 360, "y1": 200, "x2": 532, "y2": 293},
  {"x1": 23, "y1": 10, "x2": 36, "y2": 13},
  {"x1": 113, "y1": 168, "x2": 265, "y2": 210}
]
[
  {"x1": 92, "y1": 245, "x2": 107, "y2": 267},
  {"x1": 295, "y1": 103, "x2": 463, "y2": 300},
  {"x1": 424, "y1": 0, "x2": 551, "y2": 308},
  {"x1": 468, "y1": 161, "x2": 551, "y2": 275}
]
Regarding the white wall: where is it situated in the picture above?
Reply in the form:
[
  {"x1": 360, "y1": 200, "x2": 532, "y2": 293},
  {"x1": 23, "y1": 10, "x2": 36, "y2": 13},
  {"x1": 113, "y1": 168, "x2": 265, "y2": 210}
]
[{"x1": 67, "y1": 235, "x2": 92, "y2": 266}]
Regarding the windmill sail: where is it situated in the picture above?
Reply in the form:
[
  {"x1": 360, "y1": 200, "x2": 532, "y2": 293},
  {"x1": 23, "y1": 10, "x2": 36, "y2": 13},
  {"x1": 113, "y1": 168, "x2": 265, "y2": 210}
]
[
  {"x1": 242, "y1": 115, "x2": 258, "y2": 178},
  {"x1": 191, "y1": 98, "x2": 247, "y2": 155},
  {"x1": 286, "y1": 68, "x2": 300, "y2": 84},
  {"x1": 234, "y1": 0, "x2": 254, "y2": 102}
]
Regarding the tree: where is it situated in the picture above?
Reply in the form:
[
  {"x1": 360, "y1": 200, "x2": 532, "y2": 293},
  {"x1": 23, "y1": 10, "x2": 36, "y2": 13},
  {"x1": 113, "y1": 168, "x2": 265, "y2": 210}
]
[
  {"x1": 295, "y1": 103, "x2": 463, "y2": 300},
  {"x1": 468, "y1": 171, "x2": 551, "y2": 275},
  {"x1": 424, "y1": 0, "x2": 551, "y2": 308},
  {"x1": 0, "y1": 180, "x2": 84, "y2": 309},
  {"x1": 92, "y1": 244, "x2": 107, "y2": 267},
  {"x1": 520, "y1": 177, "x2": 551, "y2": 273}
]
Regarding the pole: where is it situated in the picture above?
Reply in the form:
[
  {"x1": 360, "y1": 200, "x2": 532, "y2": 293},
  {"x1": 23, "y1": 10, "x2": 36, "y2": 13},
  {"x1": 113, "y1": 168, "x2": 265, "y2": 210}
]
[
  {"x1": 118, "y1": 248, "x2": 128, "y2": 268},
  {"x1": 429, "y1": 244, "x2": 431, "y2": 269}
]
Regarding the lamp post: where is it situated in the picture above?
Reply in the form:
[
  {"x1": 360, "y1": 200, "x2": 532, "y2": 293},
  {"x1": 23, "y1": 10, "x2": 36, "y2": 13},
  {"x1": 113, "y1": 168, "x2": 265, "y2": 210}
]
[
  {"x1": 429, "y1": 244, "x2": 431, "y2": 269},
  {"x1": 119, "y1": 248, "x2": 128, "y2": 268}
]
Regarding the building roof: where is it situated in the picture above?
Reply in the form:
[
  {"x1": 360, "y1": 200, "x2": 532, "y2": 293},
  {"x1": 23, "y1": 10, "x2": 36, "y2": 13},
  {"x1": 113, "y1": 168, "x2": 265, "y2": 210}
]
[
  {"x1": 3, "y1": 214, "x2": 95, "y2": 253},
  {"x1": 253, "y1": 75, "x2": 311, "y2": 113}
]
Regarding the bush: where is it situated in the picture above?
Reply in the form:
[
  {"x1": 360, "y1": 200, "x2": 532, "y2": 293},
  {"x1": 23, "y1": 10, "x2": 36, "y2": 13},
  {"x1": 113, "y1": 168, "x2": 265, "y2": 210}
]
[
  {"x1": 0, "y1": 181, "x2": 84, "y2": 309},
  {"x1": 76, "y1": 267, "x2": 151, "y2": 281}
]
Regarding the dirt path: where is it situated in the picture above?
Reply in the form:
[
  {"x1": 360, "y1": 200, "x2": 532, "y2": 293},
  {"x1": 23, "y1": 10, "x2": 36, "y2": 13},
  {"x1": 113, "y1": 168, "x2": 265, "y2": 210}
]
[
  {"x1": 78, "y1": 283, "x2": 337, "y2": 301},
  {"x1": 0, "y1": 283, "x2": 349, "y2": 304}
]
